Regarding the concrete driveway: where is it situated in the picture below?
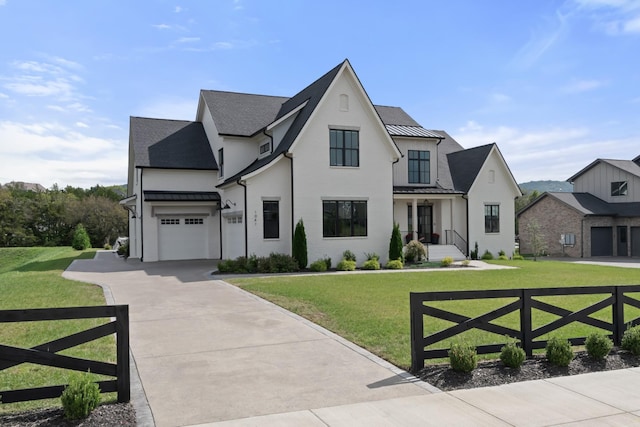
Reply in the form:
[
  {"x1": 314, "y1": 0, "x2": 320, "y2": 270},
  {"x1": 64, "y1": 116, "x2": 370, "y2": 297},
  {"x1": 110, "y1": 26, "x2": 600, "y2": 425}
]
[{"x1": 63, "y1": 252, "x2": 431, "y2": 427}]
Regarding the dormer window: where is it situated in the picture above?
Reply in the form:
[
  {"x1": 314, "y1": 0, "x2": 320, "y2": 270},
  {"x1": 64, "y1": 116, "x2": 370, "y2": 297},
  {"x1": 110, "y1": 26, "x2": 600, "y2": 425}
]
[
  {"x1": 408, "y1": 150, "x2": 430, "y2": 184},
  {"x1": 259, "y1": 141, "x2": 271, "y2": 156},
  {"x1": 611, "y1": 181, "x2": 627, "y2": 196}
]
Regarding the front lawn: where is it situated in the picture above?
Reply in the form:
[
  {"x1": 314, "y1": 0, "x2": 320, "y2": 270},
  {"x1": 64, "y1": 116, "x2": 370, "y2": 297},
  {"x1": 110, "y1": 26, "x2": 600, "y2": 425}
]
[
  {"x1": 0, "y1": 247, "x2": 114, "y2": 414},
  {"x1": 229, "y1": 260, "x2": 640, "y2": 370}
]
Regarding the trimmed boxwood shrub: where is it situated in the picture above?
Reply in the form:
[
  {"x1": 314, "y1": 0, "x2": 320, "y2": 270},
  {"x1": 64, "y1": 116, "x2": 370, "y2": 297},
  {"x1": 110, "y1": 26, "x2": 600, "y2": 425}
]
[
  {"x1": 481, "y1": 250, "x2": 494, "y2": 260},
  {"x1": 448, "y1": 341, "x2": 477, "y2": 373},
  {"x1": 342, "y1": 250, "x2": 356, "y2": 262},
  {"x1": 309, "y1": 259, "x2": 328, "y2": 272},
  {"x1": 546, "y1": 336, "x2": 573, "y2": 367},
  {"x1": 362, "y1": 259, "x2": 381, "y2": 270},
  {"x1": 336, "y1": 259, "x2": 356, "y2": 271},
  {"x1": 585, "y1": 333, "x2": 613, "y2": 360},
  {"x1": 385, "y1": 259, "x2": 403, "y2": 269},
  {"x1": 500, "y1": 339, "x2": 526, "y2": 368},
  {"x1": 440, "y1": 256, "x2": 454, "y2": 267},
  {"x1": 622, "y1": 325, "x2": 640, "y2": 355},
  {"x1": 61, "y1": 373, "x2": 100, "y2": 420},
  {"x1": 216, "y1": 253, "x2": 299, "y2": 274}
]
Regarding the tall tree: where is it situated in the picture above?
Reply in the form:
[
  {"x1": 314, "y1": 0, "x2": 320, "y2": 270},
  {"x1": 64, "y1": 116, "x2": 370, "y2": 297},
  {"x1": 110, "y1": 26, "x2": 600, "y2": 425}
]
[{"x1": 292, "y1": 219, "x2": 308, "y2": 269}]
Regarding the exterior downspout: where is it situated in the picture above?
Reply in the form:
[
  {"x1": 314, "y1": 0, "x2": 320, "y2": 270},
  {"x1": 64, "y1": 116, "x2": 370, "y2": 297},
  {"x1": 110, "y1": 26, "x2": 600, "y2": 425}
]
[
  {"x1": 219, "y1": 201, "x2": 223, "y2": 259},
  {"x1": 237, "y1": 179, "x2": 248, "y2": 258},
  {"x1": 581, "y1": 218, "x2": 585, "y2": 258},
  {"x1": 140, "y1": 169, "x2": 144, "y2": 262},
  {"x1": 463, "y1": 194, "x2": 469, "y2": 256},
  {"x1": 285, "y1": 152, "x2": 294, "y2": 250}
]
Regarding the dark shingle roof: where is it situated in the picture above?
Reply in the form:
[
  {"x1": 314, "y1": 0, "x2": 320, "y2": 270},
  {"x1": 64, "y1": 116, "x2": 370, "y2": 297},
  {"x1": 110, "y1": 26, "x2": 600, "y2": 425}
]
[
  {"x1": 523, "y1": 192, "x2": 640, "y2": 218},
  {"x1": 200, "y1": 91, "x2": 288, "y2": 136},
  {"x1": 374, "y1": 105, "x2": 421, "y2": 126},
  {"x1": 447, "y1": 143, "x2": 494, "y2": 192},
  {"x1": 130, "y1": 117, "x2": 217, "y2": 170}
]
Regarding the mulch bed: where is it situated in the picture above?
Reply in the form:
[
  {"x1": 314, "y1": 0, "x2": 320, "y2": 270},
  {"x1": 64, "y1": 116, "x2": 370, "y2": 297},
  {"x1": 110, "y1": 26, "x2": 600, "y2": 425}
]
[
  {"x1": 0, "y1": 402, "x2": 136, "y2": 427},
  {"x1": 417, "y1": 348, "x2": 640, "y2": 391}
]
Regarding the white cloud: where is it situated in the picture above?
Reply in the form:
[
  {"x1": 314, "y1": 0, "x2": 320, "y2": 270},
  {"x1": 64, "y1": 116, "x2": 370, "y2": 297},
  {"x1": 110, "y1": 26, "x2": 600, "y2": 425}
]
[
  {"x1": 513, "y1": 10, "x2": 569, "y2": 68},
  {"x1": 562, "y1": 79, "x2": 606, "y2": 93},
  {"x1": 4, "y1": 76, "x2": 75, "y2": 98},
  {"x1": 75, "y1": 122, "x2": 89, "y2": 128},
  {"x1": 174, "y1": 37, "x2": 200, "y2": 44},
  {"x1": 570, "y1": 0, "x2": 640, "y2": 34},
  {"x1": 452, "y1": 121, "x2": 638, "y2": 182},
  {"x1": 0, "y1": 1, "x2": 6, "y2": 6},
  {"x1": 174, "y1": 6, "x2": 183, "y2": 13},
  {"x1": 0, "y1": 121, "x2": 127, "y2": 188},
  {"x1": 153, "y1": 24, "x2": 172, "y2": 30}
]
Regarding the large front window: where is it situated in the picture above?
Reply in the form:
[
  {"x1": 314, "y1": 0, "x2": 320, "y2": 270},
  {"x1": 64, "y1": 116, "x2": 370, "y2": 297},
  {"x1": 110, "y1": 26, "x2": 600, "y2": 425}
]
[
  {"x1": 330, "y1": 129, "x2": 359, "y2": 167},
  {"x1": 611, "y1": 181, "x2": 628, "y2": 196},
  {"x1": 263, "y1": 201, "x2": 279, "y2": 239},
  {"x1": 408, "y1": 150, "x2": 430, "y2": 184},
  {"x1": 323, "y1": 200, "x2": 367, "y2": 237},
  {"x1": 484, "y1": 204, "x2": 500, "y2": 233}
]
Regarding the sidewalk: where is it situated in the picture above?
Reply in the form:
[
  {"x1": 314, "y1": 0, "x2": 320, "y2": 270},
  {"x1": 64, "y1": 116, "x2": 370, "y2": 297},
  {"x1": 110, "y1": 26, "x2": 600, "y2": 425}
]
[{"x1": 64, "y1": 252, "x2": 640, "y2": 426}]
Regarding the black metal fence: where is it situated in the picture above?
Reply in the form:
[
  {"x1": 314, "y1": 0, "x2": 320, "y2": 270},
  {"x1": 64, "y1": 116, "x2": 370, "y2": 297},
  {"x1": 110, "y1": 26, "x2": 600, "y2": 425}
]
[
  {"x1": 410, "y1": 285, "x2": 640, "y2": 373},
  {"x1": 0, "y1": 305, "x2": 129, "y2": 403}
]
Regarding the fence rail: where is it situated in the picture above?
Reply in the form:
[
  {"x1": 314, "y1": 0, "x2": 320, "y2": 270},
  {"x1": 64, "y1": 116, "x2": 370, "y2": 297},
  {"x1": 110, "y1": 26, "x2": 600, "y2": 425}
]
[
  {"x1": 0, "y1": 305, "x2": 129, "y2": 404},
  {"x1": 410, "y1": 285, "x2": 640, "y2": 373}
]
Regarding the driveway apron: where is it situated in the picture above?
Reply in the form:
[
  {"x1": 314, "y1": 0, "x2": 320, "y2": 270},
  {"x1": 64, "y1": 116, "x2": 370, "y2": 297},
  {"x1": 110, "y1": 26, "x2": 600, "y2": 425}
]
[{"x1": 64, "y1": 252, "x2": 429, "y2": 427}]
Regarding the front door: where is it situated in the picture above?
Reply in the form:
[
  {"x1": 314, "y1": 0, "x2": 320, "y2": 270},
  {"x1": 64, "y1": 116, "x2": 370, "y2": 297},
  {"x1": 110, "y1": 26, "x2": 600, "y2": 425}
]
[
  {"x1": 408, "y1": 205, "x2": 433, "y2": 243},
  {"x1": 617, "y1": 226, "x2": 628, "y2": 257}
]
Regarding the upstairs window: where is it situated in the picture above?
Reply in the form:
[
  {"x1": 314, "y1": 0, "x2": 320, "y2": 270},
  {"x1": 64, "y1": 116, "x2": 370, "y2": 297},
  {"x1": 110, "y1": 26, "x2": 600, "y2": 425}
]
[
  {"x1": 408, "y1": 150, "x2": 430, "y2": 184},
  {"x1": 218, "y1": 148, "x2": 224, "y2": 178},
  {"x1": 611, "y1": 181, "x2": 628, "y2": 196},
  {"x1": 330, "y1": 129, "x2": 359, "y2": 167},
  {"x1": 322, "y1": 200, "x2": 367, "y2": 237},
  {"x1": 259, "y1": 141, "x2": 271, "y2": 155},
  {"x1": 263, "y1": 201, "x2": 279, "y2": 239},
  {"x1": 484, "y1": 204, "x2": 500, "y2": 233}
]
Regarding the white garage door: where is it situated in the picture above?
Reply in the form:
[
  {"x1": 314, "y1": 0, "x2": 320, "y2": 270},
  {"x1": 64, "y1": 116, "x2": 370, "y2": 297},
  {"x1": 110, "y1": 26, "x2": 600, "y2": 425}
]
[{"x1": 158, "y1": 217, "x2": 208, "y2": 261}]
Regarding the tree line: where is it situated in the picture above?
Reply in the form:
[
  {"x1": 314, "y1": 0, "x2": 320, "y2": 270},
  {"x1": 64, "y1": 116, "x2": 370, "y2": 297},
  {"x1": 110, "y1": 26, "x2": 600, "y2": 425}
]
[{"x1": 0, "y1": 184, "x2": 128, "y2": 248}]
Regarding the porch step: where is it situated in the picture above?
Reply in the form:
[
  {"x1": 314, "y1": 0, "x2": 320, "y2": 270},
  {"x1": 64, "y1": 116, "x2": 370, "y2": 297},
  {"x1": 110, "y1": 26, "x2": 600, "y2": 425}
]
[{"x1": 425, "y1": 244, "x2": 466, "y2": 262}]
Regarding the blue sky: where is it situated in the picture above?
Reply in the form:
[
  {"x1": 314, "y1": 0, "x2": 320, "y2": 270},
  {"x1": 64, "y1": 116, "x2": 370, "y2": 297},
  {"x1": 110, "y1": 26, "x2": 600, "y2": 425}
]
[{"x1": 0, "y1": 0, "x2": 639, "y2": 188}]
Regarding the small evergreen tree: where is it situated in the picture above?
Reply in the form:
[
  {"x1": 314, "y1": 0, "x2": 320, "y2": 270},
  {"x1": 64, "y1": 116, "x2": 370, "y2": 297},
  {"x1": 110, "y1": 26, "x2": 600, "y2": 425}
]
[
  {"x1": 292, "y1": 219, "x2": 308, "y2": 269},
  {"x1": 389, "y1": 223, "x2": 403, "y2": 261},
  {"x1": 72, "y1": 223, "x2": 91, "y2": 250}
]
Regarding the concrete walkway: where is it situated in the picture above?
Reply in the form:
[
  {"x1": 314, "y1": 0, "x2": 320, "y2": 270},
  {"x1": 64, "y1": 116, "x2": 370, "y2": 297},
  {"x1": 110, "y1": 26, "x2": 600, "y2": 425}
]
[{"x1": 64, "y1": 252, "x2": 640, "y2": 426}]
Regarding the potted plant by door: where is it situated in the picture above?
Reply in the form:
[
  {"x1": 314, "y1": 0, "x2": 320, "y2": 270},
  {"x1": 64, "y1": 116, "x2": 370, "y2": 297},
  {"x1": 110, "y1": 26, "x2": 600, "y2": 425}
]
[{"x1": 431, "y1": 233, "x2": 440, "y2": 244}]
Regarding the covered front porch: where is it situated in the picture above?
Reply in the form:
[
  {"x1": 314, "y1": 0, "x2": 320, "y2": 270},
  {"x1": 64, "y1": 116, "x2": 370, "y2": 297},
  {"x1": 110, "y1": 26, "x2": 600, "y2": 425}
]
[{"x1": 393, "y1": 190, "x2": 468, "y2": 256}]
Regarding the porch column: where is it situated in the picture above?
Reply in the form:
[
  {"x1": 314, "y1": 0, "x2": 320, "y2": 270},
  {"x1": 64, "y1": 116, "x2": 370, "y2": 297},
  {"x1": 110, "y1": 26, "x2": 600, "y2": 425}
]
[{"x1": 412, "y1": 198, "x2": 418, "y2": 241}]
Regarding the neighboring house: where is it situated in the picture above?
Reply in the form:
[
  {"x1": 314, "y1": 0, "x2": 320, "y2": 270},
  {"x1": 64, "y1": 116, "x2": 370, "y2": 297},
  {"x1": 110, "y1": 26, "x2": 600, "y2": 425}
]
[
  {"x1": 122, "y1": 59, "x2": 521, "y2": 264},
  {"x1": 518, "y1": 156, "x2": 640, "y2": 257}
]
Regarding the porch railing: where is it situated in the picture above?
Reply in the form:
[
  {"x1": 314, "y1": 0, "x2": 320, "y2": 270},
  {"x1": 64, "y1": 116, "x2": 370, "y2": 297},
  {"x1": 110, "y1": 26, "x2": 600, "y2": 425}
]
[{"x1": 445, "y1": 230, "x2": 467, "y2": 256}]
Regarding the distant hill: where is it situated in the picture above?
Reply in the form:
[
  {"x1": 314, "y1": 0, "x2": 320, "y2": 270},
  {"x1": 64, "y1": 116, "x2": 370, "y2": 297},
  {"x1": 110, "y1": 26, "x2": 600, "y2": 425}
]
[
  {"x1": 1, "y1": 181, "x2": 46, "y2": 192},
  {"x1": 519, "y1": 180, "x2": 573, "y2": 194}
]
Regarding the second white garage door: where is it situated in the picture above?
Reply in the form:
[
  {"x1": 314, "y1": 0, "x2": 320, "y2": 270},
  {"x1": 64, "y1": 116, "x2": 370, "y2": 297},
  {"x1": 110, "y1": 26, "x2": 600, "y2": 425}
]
[{"x1": 158, "y1": 217, "x2": 208, "y2": 261}]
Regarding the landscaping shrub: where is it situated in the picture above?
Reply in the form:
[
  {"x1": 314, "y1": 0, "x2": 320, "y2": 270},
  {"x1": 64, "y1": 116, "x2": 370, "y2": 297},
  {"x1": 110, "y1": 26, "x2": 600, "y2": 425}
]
[
  {"x1": 362, "y1": 259, "x2": 381, "y2": 270},
  {"x1": 103, "y1": 243, "x2": 112, "y2": 250},
  {"x1": 385, "y1": 259, "x2": 403, "y2": 269},
  {"x1": 546, "y1": 336, "x2": 573, "y2": 367},
  {"x1": 470, "y1": 242, "x2": 479, "y2": 260},
  {"x1": 448, "y1": 341, "x2": 477, "y2": 373},
  {"x1": 461, "y1": 259, "x2": 470, "y2": 267},
  {"x1": 267, "y1": 253, "x2": 299, "y2": 273},
  {"x1": 585, "y1": 333, "x2": 613, "y2": 360},
  {"x1": 336, "y1": 259, "x2": 356, "y2": 271},
  {"x1": 342, "y1": 250, "x2": 357, "y2": 262},
  {"x1": 481, "y1": 250, "x2": 494, "y2": 260},
  {"x1": 72, "y1": 224, "x2": 91, "y2": 250},
  {"x1": 117, "y1": 242, "x2": 129, "y2": 258},
  {"x1": 60, "y1": 373, "x2": 101, "y2": 420},
  {"x1": 404, "y1": 240, "x2": 426, "y2": 263},
  {"x1": 500, "y1": 339, "x2": 526, "y2": 368},
  {"x1": 622, "y1": 325, "x2": 640, "y2": 356},
  {"x1": 365, "y1": 252, "x2": 379, "y2": 261},
  {"x1": 498, "y1": 254, "x2": 509, "y2": 260},
  {"x1": 309, "y1": 259, "x2": 328, "y2": 272},
  {"x1": 292, "y1": 219, "x2": 308, "y2": 269},
  {"x1": 512, "y1": 251, "x2": 524, "y2": 260},
  {"x1": 498, "y1": 249, "x2": 506, "y2": 257},
  {"x1": 216, "y1": 254, "x2": 298, "y2": 274},
  {"x1": 322, "y1": 257, "x2": 332, "y2": 270},
  {"x1": 389, "y1": 223, "x2": 403, "y2": 262},
  {"x1": 440, "y1": 256, "x2": 454, "y2": 267}
]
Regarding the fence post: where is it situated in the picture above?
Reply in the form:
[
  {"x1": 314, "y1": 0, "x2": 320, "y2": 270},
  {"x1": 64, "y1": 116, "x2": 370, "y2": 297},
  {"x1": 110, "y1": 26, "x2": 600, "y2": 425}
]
[
  {"x1": 115, "y1": 305, "x2": 130, "y2": 403},
  {"x1": 614, "y1": 286, "x2": 625, "y2": 346},
  {"x1": 410, "y1": 293, "x2": 424, "y2": 373},
  {"x1": 520, "y1": 289, "x2": 533, "y2": 356}
]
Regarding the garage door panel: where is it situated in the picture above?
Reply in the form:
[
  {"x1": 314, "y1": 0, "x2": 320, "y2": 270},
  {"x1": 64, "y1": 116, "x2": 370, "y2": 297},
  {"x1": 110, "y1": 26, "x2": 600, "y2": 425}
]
[
  {"x1": 158, "y1": 217, "x2": 207, "y2": 261},
  {"x1": 591, "y1": 227, "x2": 613, "y2": 257}
]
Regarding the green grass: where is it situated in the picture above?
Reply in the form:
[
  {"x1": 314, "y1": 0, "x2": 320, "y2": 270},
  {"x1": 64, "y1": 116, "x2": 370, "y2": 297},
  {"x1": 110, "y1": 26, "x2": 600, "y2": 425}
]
[
  {"x1": 0, "y1": 247, "x2": 115, "y2": 414},
  {"x1": 230, "y1": 260, "x2": 640, "y2": 370}
]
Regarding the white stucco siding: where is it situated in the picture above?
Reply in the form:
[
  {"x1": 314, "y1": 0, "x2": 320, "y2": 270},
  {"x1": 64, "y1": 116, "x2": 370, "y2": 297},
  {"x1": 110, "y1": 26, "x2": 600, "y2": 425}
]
[
  {"x1": 573, "y1": 163, "x2": 640, "y2": 203},
  {"x1": 244, "y1": 157, "x2": 292, "y2": 258},
  {"x1": 220, "y1": 185, "x2": 246, "y2": 260},
  {"x1": 139, "y1": 168, "x2": 221, "y2": 262},
  {"x1": 392, "y1": 138, "x2": 439, "y2": 186},
  {"x1": 467, "y1": 150, "x2": 519, "y2": 257},
  {"x1": 290, "y1": 69, "x2": 396, "y2": 266}
]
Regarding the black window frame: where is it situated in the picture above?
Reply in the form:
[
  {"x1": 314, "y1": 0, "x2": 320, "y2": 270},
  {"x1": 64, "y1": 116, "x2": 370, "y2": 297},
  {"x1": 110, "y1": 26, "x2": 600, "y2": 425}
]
[
  {"x1": 408, "y1": 150, "x2": 430, "y2": 184},
  {"x1": 484, "y1": 204, "x2": 500, "y2": 233},
  {"x1": 329, "y1": 129, "x2": 359, "y2": 167},
  {"x1": 263, "y1": 200, "x2": 279, "y2": 239},
  {"x1": 611, "y1": 181, "x2": 628, "y2": 196},
  {"x1": 322, "y1": 200, "x2": 367, "y2": 237},
  {"x1": 218, "y1": 148, "x2": 224, "y2": 177}
]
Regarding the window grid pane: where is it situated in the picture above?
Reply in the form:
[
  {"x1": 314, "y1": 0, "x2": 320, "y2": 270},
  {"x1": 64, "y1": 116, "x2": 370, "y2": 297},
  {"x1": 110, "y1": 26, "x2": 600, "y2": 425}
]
[
  {"x1": 330, "y1": 129, "x2": 359, "y2": 167},
  {"x1": 484, "y1": 205, "x2": 500, "y2": 233},
  {"x1": 322, "y1": 200, "x2": 367, "y2": 237},
  {"x1": 408, "y1": 150, "x2": 430, "y2": 184},
  {"x1": 263, "y1": 201, "x2": 279, "y2": 239}
]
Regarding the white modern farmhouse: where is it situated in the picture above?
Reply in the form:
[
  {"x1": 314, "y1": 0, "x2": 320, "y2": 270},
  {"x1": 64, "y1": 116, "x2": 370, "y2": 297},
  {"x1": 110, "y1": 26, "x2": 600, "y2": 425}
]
[{"x1": 122, "y1": 59, "x2": 521, "y2": 264}]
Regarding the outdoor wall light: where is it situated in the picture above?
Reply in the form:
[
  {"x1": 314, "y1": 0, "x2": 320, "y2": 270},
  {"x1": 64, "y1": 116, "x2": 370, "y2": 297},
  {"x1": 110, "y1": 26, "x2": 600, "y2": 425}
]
[{"x1": 218, "y1": 199, "x2": 236, "y2": 210}]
